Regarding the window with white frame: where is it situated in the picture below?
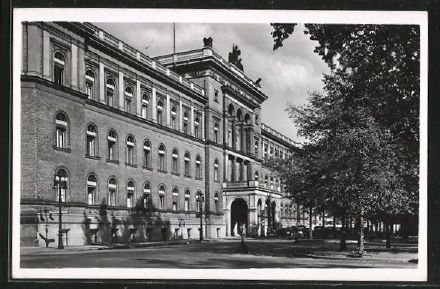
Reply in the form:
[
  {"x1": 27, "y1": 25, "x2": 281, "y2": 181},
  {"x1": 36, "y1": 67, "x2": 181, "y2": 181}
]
[
  {"x1": 183, "y1": 111, "x2": 189, "y2": 134},
  {"x1": 158, "y1": 185, "x2": 165, "y2": 209},
  {"x1": 53, "y1": 51, "x2": 65, "y2": 86},
  {"x1": 141, "y1": 92, "x2": 149, "y2": 119},
  {"x1": 125, "y1": 86, "x2": 133, "y2": 113},
  {"x1": 143, "y1": 140, "x2": 151, "y2": 169},
  {"x1": 171, "y1": 106, "x2": 177, "y2": 130},
  {"x1": 195, "y1": 155, "x2": 202, "y2": 179},
  {"x1": 107, "y1": 130, "x2": 117, "y2": 161},
  {"x1": 55, "y1": 112, "x2": 68, "y2": 149},
  {"x1": 172, "y1": 148, "x2": 179, "y2": 174},
  {"x1": 87, "y1": 174, "x2": 97, "y2": 205},
  {"x1": 85, "y1": 70, "x2": 95, "y2": 99},
  {"x1": 55, "y1": 168, "x2": 68, "y2": 202},
  {"x1": 184, "y1": 190, "x2": 190, "y2": 211},
  {"x1": 213, "y1": 121, "x2": 219, "y2": 143},
  {"x1": 264, "y1": 143, "x2": 268, "y2": 159},
  {"x1": 127, "y1": 180, "x2": 135, "y2": 208},
  {"x1": 143, "y1": 182, "x2": 151, "y2": 209},
  {"x1": 184, "y1": 152, "x2": 191, "y2": 177},
  {"x1": 158, "y1": 144, "x2": 166, "y2": 172},
  {"x1": 108, "y1": 177, "x2": 117, "y2": 206},
  {"x1": 196, "y1": 191, "x2": 202, "y2": 212},
  {"x1": 172, "y1": 187, "x2": 179, "y2": 211},
  {"x1": 214, "y1": 159, "x2": 219, "y2": 182},
  {"x1": 86, "y1": 124, "x2": 98, "y2": 157},
  {"x1": 214, "y1": 192, "x2": 220, "y2": 212},
  {"x1": 194, "y1": 116, "x2": 200, "y2": 138},
  {"x1": 157, "y1": 100, "x2": 164, "y2": 125},
  {"x1": 254, "y1": 137, "x2": 259, "y2": 155},
  {"x1": 126, "y1": 135, "x2": 135, "y2": 165},
  {"x1": 106, "y1": 78, "x2": 115, "y2": 107}
]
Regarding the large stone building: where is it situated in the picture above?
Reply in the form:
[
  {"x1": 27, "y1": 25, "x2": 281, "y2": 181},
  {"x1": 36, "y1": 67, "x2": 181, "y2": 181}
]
[{"x1": 20, "y1": 22, "x2": 308, "y2": 247}]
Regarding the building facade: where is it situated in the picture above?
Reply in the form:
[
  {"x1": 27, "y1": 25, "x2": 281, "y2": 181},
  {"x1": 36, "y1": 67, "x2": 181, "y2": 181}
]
[{"x1": 20, "y1": 22, "x2": 307, "y2": 247}]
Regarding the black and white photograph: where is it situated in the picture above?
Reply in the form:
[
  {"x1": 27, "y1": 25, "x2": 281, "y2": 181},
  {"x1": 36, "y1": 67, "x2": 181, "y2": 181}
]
[{"x1": 11, "y1": 8, "x2": 428, "y2": 281}]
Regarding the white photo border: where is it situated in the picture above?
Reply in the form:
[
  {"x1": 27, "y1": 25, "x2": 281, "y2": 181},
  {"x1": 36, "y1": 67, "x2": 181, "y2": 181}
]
[{"x1": 12, "y1": 8, "x2": 428, "y2": 281}]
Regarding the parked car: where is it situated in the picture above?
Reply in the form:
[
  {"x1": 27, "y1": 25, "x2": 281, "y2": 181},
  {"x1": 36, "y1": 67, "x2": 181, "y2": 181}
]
[
  {"x1": 277, "y1": 226, "x2": 307, "y2": 241},
  {"x1": 313, "y1": 226, "x2": 341, "y2": 239}
]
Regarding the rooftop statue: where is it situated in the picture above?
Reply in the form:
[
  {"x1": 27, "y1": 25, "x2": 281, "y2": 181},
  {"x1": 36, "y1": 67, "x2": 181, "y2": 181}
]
[
  {"x1": 203, "y1": 37, "x2": 213, "y2": 48},
  {"x1": 255, "y1": 78, "x2": 262, "y2": 87},
  {"x1": 228, "y1": 44, "x2": 244, "y2": 71}
]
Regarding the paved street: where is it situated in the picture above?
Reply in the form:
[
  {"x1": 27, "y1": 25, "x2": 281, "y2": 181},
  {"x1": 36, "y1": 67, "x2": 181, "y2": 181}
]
[{"x1": 21, "y1": 239, "x2": 418, "y2": 269}]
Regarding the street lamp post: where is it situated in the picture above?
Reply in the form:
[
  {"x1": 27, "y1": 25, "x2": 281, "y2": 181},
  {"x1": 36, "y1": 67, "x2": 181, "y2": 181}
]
[
  {"x1": 197, "y1": 192, "x2": 204, "y2": 242},
  {"x1": 54, "y1": 174, "x2": 67, "y2": 249}
]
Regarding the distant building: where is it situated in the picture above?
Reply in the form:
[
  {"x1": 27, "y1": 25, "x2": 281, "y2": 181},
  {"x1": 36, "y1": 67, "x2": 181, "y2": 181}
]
[{"x1": 20, "y1": 22, "x2": 306, "y2": 247}]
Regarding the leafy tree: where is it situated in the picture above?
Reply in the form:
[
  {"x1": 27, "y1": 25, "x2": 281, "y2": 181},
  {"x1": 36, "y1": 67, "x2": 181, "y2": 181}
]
[{"x1": 270, "y1": 24, "x2": 420, "y2": 252}]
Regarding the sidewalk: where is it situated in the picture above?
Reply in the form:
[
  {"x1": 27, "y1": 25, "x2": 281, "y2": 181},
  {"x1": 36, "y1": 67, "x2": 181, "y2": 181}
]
[{"x1": 21, "y1": 238, "x2": 223, "y2": 255}]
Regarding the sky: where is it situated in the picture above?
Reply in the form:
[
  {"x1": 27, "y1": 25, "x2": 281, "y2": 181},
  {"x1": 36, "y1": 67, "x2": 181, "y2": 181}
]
[{"x1": 93, "y1": 22, "x2": 330, "y2": 142}]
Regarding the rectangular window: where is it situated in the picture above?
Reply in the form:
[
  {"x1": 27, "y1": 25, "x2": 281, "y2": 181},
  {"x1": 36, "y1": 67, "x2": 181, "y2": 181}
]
[
  {"x1": 125, "y1": 98, "x2": 131, "y2": 113},
  {"x1": 57, "y1": 187, "x2": 66, "y2": 202},
  {"x1": 56, "y1": 127, "x2": 66, "y2": 149},
  {"x1": 185, "y1": 198, "x2": 189, "y2": 211},
  {"x1": 214, "y1": 167, "x2": 219, "y2": 182},
  {"x1": 108, "y1": 142, "x2": 115, "y2": 160},
  {"x1": 158, "y1": 149, "x2": 165, "y2": 171},
  {"x1": 141, "y1": 105, "x2": 148, "y2": 119},
  {"x1": 127, "y1": 190, "x2": 134, "y2": 208},
  {"x1": 54, "y1": 65, "x2": 64, "y2": 85},
  {"x1": 127, "y1": 147, "x2": 134, "y2": 165},
  {"x1": 160, "y1": 196, "x2": 164, "y2": 209},
  {"x1": 86, "y1": 136, "x2": 95, "y2": 157},
  {"x1": 194, "y1": 126, "x2": 199, "y2": 138},
  {"x1": 173, "y1": 202, "x2": 177, "y2": 211},
  {"x1": 157, "y1": 111, "x2": 163, "y2": 125},
  {"x1": 171, "y1": 116, "x2": 176, "y2": 130},
  {"x1": 86, "y1": 81, "x2": 93, "y2": 99},
  {"x1": 108, "y1": 189, "x2": 116, "y2": 206},
  {"x1": 196, "y1": 164, "x2": 201, "y2": 179},
  {"x1": 184, "y1": 161, "x2": 190, "y2": 177},
  {"x1": 172, "y1": 158, "x2": 178, "y2": 173},
  {"x1": 107, "y1": 89, "x2": 113, "y2": 106},
  {"x1": 87, "y1": 187, "x2": 95, "y2": 205},
  {"x1": 144, "y1": 150, "x2": 151, "y2": 168}
]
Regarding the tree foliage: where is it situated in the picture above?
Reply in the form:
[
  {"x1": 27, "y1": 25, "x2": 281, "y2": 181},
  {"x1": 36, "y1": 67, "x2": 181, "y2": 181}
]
[{"x1": 269, "y1": 24, "x2": 420, "y2": 232}]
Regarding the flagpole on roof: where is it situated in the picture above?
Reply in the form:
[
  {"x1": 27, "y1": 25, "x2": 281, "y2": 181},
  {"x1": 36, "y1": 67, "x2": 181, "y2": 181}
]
[{"x1": 173, "y1": 22, "x2": 176, "y2": 54}]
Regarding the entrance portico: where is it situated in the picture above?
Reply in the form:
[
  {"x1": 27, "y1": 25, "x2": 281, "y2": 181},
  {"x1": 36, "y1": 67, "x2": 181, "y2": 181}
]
[{"x1": 223, "y1": 182, "x2": 282, "y2": 237}]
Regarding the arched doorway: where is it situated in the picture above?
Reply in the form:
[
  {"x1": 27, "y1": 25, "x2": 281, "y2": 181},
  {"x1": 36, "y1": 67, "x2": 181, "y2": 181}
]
[{"x1": 230, "y1": 198, "x2": 248, "y2": 236}]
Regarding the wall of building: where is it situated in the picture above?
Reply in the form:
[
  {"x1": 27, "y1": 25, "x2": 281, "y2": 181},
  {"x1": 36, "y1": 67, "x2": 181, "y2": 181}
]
[{"x1": 20, "y1": 22, "x2": 298, "y2": 246}]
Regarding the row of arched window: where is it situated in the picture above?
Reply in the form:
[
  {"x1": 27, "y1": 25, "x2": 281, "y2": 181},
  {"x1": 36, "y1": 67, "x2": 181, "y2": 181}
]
[
  {"x1": 54, "y1": 111, "x2": 220, "y2": 180},
  {"x1": 55, "y1": 168, "x2": 221, "y2": 211},
  {"x1": 54, "y1": 51, "x2": 203, "y2": 138}
]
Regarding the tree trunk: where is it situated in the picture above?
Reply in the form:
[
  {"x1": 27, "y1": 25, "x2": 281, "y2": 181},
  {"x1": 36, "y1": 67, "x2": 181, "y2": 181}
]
[
  {"x1": 385, "y1": 220, "x2": 391, "y2": 249},
  {"x1": 333, "y1": 214, "x2": 336, "y2": 229},
  {"x1": 339, "y1": 213, "x2": 347, "y2": 251},
  {"x1": 309, "y1": 206, "x2": 313, "y2": 239},
  {"x1": 358, "y1": 215, "x2": 364, "y2": 254}
]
